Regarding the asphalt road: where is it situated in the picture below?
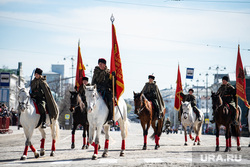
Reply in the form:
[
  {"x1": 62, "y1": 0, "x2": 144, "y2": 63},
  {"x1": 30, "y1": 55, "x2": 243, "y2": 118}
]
[{"x1": 0, "y1": 122, "x2": 250, "y2": 167}]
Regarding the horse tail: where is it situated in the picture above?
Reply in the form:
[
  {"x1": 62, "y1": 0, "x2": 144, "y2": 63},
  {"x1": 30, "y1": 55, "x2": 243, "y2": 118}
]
[{"x1": 231, "y1": 107, "x2": 241, "y2": 137}]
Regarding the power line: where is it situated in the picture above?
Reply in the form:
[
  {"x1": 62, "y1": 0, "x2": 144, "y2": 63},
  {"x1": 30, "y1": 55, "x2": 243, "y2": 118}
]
[
  {"x1": 95, "y1": 0, "x2": 250, "y2": 15},
  {"x1": 166, "y1": 0, "x2": 250, "y2": 4}
]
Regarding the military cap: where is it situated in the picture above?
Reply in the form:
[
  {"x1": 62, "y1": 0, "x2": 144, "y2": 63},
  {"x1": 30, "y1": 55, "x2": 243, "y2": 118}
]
[
  {"x1": 35, "y1": 68, "x2": 43, "y2": 75},
  {"x1": 98, "y1": 58, "x2": 106, "y2": 65}
]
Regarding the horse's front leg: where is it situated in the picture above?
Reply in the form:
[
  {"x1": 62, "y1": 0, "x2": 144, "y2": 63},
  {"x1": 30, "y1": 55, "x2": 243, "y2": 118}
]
[
  {"x1": 82, "y1": 124, "x2": 89, "y2": 149},
  {"x1": 119, "y1": 118, "x2": 127, "y2": 156},
  {"x1": 71, "y1": 123, "x2": 77, "y2": 149},
  {"x1": 21, "y1": 128, "x2": 39, "y2": 160},
  {"x1": 215, "y1": 123, "x2": 220, "y2": 151},
  {"x1": 141, "y1": 121, "x2": 149, "y2": 150},
  {"x1": 189, "y1": 126, "x2": 194, "y2": 141},
  {"x1": 224, "y1": 125, "x2": 231, "y2": 152},
  {"x1": 102, "y1": 125, "x2": 110, "y2": 158},
  {"x1": 38, "y1": 127, "x2": 46, "y2": 156},
  {"x1": 92, "y1": 126, "x2": 102, "y2": 160},
  {"x1": 183, "y1": 126, "x2": 188, "y2": 146}
]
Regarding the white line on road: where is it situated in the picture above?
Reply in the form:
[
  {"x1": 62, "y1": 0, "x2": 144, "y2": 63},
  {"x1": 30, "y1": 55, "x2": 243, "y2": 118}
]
[
  {"x1": 144, "y1": 158, "x2": 164, "y2": 163},
  {"x1": 99, "y1": 159, "x2": 118, "y2": 164},
  {"x1": 50, "y1": 160, "x2": 72, "y2": 164}
]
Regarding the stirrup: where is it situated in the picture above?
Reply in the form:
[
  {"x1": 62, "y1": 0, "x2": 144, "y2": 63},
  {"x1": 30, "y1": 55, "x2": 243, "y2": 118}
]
[
  {"x1": 41, "y1": 122, "x2": 46, "y2": 128},
  {"x1": 107, "y1": 120, "x2": 114, "y2": 125}
]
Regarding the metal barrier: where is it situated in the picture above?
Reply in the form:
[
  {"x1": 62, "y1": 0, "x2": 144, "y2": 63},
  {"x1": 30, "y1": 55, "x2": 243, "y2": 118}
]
[{"x1": 0, "y1": 116, "x2": 11, "y2": 134}]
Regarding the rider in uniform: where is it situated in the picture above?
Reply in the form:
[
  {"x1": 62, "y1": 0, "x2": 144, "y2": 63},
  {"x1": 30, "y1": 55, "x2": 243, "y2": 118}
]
[
  {"x1": 30, "y1": 68, "x2": 58, "y2": 128},
  {"x1": 78, "y1": 76, "x2": 90, "y2": 108},
  {"x1": 91, "y1": 58, "x2": 113, "y2": 125},
  {"x1": 179, "y1": 89, "x2": 201, "y2": 121},
  {"x1": 210, "y1": 76, "x2": 238, "y2": 125},
  {"x1": 141, "y1": 75, "x2": 165, "y2": 119}
]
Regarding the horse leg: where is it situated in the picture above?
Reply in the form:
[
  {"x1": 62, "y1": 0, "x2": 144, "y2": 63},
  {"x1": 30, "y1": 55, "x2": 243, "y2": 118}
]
[
  {"x1": 141, "y1": 122, "x2": 147, "y2": 150},
  {"x1": 229, "y1": 131, "x2": 232, "y2": 148},
  {"x1": 215, "y1": 123, "x2": 220, "y2": 151},
  {"x1": 71, "y1": 123, "x2": 77, "y2": 149},
  {"x1": 92, "y1": 126, "x2": 102, "y2": 160},
  {"x1": 155, "y1": 117, "x2": 164, "y2": 150},
  {"x1": 183, "y1": 126, "x2": 188, "y2": 146},
  {"x1": 119, "y1": 118, "x2": 127, "y2": 156},
  {"x1": 189, "y1": 126, "x2": 194, "y2": 141},
  {"x1": 50, "y1": 119, "x2": 59, "y2": 157},
  {"x1": 38, "y1": 127, "x2": 46, "y2": 156},
  {"x1": 82, "y1": 124, "x2": 87, "y2": 149},
  {"x1": 86, "y1": 124, "x2": 90, "y2": 148},
  {"x1": 102, "y1": 125, "x2": 110, "y2": 158},
  {"x1": 224, "y1": 125, "x2": 230, "y2": 152}
]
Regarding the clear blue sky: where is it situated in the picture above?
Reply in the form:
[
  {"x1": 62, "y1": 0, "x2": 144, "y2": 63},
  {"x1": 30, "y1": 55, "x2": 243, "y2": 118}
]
[{"x1": 0, "y1": 0, "x2": 250, "y2": 98}]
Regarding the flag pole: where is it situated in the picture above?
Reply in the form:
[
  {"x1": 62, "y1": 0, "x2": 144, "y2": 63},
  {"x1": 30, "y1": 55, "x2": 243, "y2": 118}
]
[{"x1": 111, "y1": 14, "x2": 115, "y2": 124}]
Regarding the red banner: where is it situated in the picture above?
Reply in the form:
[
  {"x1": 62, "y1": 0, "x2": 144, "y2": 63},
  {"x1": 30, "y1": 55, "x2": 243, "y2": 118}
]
[
  {"x1": 75, "y1": 40, "x2": 86, "y2": 91},
  {"x1": 174, "y1": 64, "x2": 183, "y2": 111},
  {"x1": 110, "y1": 24, "x2": 124, "y2": 101},
  {"x1": 236, "y1": 44, "x2": 250, "y2": 108}
]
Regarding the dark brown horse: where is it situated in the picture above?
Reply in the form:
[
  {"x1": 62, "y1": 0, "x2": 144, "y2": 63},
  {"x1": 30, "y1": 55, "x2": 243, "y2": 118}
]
[
  {"x1": 69, "y1": 91, "x2": 89, "y2": 149},
  {"x1": 211, "y1": 92, "x2": 241, "y2": 152},
  {"x1": 133, "y1": 92, "x2": 165, "y2": 150}
]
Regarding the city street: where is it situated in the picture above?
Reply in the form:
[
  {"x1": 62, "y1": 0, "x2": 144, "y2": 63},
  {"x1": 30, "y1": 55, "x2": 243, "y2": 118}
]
[{"x1": 0, "y1": 122, "x2": 250, "y2": 167}]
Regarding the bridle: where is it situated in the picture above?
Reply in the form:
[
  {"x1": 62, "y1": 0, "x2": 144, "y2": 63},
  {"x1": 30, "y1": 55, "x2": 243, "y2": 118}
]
[
  {"x1": 18, "y1": 89, "x2": 30, "y2": 111},
  {"x1": 135, "y1": 94, "x2": 146, "y2": 114}
]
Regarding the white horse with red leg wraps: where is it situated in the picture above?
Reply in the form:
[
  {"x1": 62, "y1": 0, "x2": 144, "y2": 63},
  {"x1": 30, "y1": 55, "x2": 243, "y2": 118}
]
[
  {"x1": 18, "y1": 88, "x2": 59, "y2": 160},
  {"x1": 85, "y1": 85, "x2": 128, "y2": 160}
]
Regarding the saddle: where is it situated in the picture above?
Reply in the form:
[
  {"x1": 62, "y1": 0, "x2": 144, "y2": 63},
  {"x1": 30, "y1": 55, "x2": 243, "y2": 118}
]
[{"x1": 32, "y1": 101, "x2": 49, "y2": 128}]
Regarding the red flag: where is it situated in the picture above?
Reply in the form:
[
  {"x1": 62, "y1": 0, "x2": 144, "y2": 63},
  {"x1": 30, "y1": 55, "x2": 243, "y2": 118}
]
[
  {"x1": 75, "y1": 40, "x2": 86, "y2": 91},
  {"x1": 110, "y1": 23, "x2": 124, "y2": 101},
  {"x1": 236, "y1": 44, "x2": 250, "y2": 108},
  {"x1": 174, "y1": 64, "x2": 183, "y2": 111}
]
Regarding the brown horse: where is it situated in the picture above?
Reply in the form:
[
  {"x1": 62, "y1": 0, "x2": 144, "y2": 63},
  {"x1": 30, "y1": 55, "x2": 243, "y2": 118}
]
[
  {"x1": 133, "y1": 92, "x2": 165, "y2": 150},
  {"x1": 211, "y1": 92, "x2": 241, "y2": 152}
]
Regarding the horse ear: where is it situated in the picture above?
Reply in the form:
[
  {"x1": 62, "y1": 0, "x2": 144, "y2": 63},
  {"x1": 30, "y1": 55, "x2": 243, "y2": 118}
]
[
  {"x1": 94, "y1": 84, "x2": 96, "y2": 89},
  {"x1": 69, "y1": 91, "x2": 72, "y2": 94},
  {"x1": 181, "y1": 101, "x2": 183, "y2": 105},
  {"x1": 133, "y1": 91, "x2": 136, "y2": 95}
]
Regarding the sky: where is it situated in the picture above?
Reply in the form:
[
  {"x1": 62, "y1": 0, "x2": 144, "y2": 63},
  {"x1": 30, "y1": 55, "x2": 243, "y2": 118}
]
[{"x1": 0, "y1": 0, "x2": 250, "y2": 99}]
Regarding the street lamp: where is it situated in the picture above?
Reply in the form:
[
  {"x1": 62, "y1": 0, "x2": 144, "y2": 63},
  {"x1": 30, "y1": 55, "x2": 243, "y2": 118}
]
[
  {"x1": 64, "y1": 56, "x2": 75, "y2": 90},
  {"x1": 209, "y1": 65, "x2": 226, "y2": 91}
]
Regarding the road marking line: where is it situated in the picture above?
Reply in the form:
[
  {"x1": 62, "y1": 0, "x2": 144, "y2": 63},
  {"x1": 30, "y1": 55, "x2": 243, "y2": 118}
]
[
  {"x1": 99, "y1": 159, "x2": 117, "y2": 164},
  {"x1": 51, "y1": 160, "x2": 72, "y2": 164},
  {"x1": 144, "y1": 158, "x2": 164, "y2": 163},
  {"x1": 61, "y1": 135, "x2": 71, "y2": 142}
]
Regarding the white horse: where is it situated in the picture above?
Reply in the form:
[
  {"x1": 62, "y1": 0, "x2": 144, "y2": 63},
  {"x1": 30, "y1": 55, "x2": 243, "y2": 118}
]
[
  {"x1": 181, "y1": 101, "x2": 204, "y2": 146},
  {"x1": 85, "y1": 85, "x2": 128, "y2": 160},
  {"x1": 18, "y1": 88, "x2": 59, "y2": 160}
]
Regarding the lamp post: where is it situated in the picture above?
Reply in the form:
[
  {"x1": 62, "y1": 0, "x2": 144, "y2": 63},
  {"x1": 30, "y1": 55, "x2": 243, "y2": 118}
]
[
  {"x1": 208, "y1": 65, "x2": 226, "y2": 91},
  {"x1": 64, "y1": 56, "x2": 75, "y2": 90}
]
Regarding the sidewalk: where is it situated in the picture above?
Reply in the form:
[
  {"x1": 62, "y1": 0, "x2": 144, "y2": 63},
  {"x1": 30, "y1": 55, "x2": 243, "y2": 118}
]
[{"x1": 0, "y1": 126, "x2": 24, "y2": 139}]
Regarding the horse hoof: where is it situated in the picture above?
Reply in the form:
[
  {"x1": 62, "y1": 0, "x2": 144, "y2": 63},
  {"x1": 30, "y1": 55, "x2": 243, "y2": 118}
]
[
  {"x1": 120, "y1": 152, "x2": 125, "y2": 157},
  {"x1": 102, "y1": 152, "x2": 108, "y2": 158},
  {"x1": 237, "y1": 146, "x2": 241, "y2": 151},
  {"x1": 34, "y1": 152, "x2": 39, "y2": 158},
  {"x1": 184, "y1": 143, "x2": 188, "y2": 146},
  {"x1": 40, "y1": 149, "x2": 45, "y2": 156},
  {"x1": 197, "y1": 142, "x2": 201, "y2": 145},
  {"x1": 20, "y1": 155, "x2": 27, "y2": 160},
  {"x1": 248, "y1": 144, "x2": 250, "y2": 147},
  {"x1": 86, "y1": 145, "x2": 89, "y2": 149},
  {"x1": 191, "y1": 138, "x2": 194, "y2": 141},
  {"x1": 82, "y1": 145, "x2": 86, "y2": 149},
  {"x1": 193, "y1": 142, "x2": 196, "y2": 146},
  {"x1": 215, "y1": 146, "x2": 219, "y2": 151},
  {"x1": 71, "y1": 143, "x2": 75, "y2": 149},
  {"x1": 50, "y1": 151, "x2": 55, "y2": 157},
  {"x1": 155, "y1": 145, "x2": 160, "y2": 150},
  {"x1": 98, "y1": 145, "x2": 101, "y2": 150},
  {"x1": 142, "y1": 146, "x2": 147, "y2": 150},
  {"x1": 92, "y1": 154, "x2": 98, "y2": 160},
  {"x1": 224, "y1": 147, "x2": 229, "y2": 152}
]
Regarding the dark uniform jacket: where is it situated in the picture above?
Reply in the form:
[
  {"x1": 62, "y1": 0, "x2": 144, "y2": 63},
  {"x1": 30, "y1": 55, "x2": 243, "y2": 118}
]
[
  {"x1": 216, "y1": 83, "x2": 236, "y2": 108},
  {"x1": 30, "y1": 76, "x2": 58, "y2": 119},
  {"x1": 142, "y1": 81, "x2": 165, "y2": 113},
  {"x1": 78, "y1": 83, "x2": 90, "y2": 102},
  {"x1": 180, "y1": 92, "x2": 196, "y2": 107},
  {"x1": 91, "y1": 66, "x2": 112, "y2": 93}
]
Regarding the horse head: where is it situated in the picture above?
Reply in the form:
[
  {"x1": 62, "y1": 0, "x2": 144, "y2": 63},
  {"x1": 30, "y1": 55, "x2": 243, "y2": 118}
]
[
  {"x1": 85, "y1": 85, "x2": 98, "y2": 113},
  {"x1": 211, "y1": 91, "x2": 222, "y2": 112},
  {"x1": 69, "y1": 91, "x2": 79, "y2": 112},
  {"x1": 133, "y1": 91, "x2": 143, "y2": 115},
  {"x1": 181, "y1": 101, "x2": 192, "y2": 120},
  {"x1": 18, "y1": 87, "x2": 30, "y2": 112}
]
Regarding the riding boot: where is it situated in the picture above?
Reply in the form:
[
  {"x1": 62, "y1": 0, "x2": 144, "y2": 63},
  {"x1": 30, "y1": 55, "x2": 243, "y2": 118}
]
[
  {"x1": 231, "y1": 108, "x2": 238, "y2": 126},
  {"x1": 193, "y1": 107, "x2": 201, "y2": 121},
  {"x1": 41, "y1": 113, "x2": 46, "y2": 129},
  {"x1": 107, "y1": 102, "x2": 114, "y2": 126},
  {"x1": 179, "y1": 106, "x2": 183, "y2": 122}
]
